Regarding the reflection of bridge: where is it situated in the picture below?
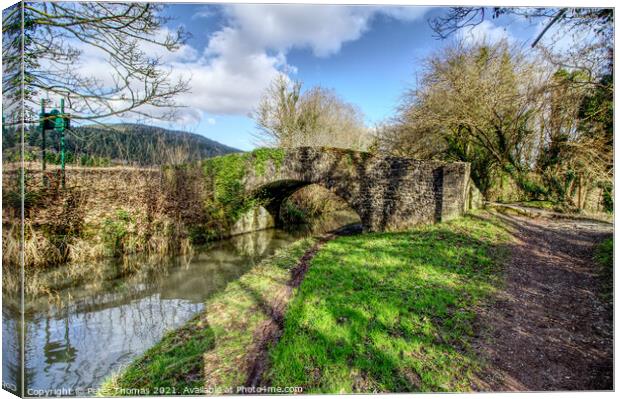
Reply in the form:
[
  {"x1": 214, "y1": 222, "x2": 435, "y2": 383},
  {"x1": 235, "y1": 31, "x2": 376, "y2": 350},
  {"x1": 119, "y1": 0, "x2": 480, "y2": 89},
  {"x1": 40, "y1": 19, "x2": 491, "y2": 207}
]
[{"x1": 242, "y1": 147, "x2": 479, "y2": 232}]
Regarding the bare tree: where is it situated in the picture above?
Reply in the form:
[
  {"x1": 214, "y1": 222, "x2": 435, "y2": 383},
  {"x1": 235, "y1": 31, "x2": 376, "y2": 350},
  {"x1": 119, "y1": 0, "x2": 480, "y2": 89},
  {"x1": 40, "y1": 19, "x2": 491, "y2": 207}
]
[
  {"x1": 430, "y1": 7, "x2": 613, "y2": 85},
  {"x1": 383, "y1": 40, "x2": 548, "y2": 195},
  {"x1": 254, "y1": 74, "x2": 371, "y2": 150},
  {"x1": 253, "y1": 74, "x2": 303, "y2": 148},
  {"x1": 2, "y1": 2, "x2": 190, "y2": 122},
  {"x1": 536, "y1": 69, "x2": 613, "y2": 207},
  {"x1": 430, "y1": 7, "x2": 612, "y2": 49},
  {"x1": 383, "y1": 36, "x2": 612, "y2": 208}
]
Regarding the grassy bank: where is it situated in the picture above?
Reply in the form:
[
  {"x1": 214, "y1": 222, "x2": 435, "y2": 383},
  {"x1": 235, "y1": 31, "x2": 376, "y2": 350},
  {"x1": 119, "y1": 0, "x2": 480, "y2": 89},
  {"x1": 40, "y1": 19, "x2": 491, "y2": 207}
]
[
  {"x1": 517, "y1": 200, "x2": 558, "y2": 210},
  {"x1": 266, "y1": 213, "x2": 510, "y2": 392},
  {"x1": 100, "y1": 237, "x2": 318, "y2": 395},
  {"x1": 100, "y1": 211, "x2": 511, "y2": 394}
]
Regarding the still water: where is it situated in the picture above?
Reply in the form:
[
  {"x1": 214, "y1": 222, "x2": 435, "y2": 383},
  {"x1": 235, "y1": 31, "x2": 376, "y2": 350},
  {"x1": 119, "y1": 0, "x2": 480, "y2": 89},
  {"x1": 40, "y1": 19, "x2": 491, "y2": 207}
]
[{"x1": 2, "y1": 228, "x2": 314, "y2": 395}]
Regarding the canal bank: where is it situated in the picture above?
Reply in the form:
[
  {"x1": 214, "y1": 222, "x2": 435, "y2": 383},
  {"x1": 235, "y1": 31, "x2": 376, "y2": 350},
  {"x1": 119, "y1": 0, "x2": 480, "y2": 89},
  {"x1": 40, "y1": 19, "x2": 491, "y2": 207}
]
[
  {"x1": 1, "y1": 228, "x2": 311, "y2": 394},
  {"x1": 99, "y1": 235, "x2": 324, "y2": 395},
  {"x1": 101, "y1": 212, "x2": 515, "y2": 394}
]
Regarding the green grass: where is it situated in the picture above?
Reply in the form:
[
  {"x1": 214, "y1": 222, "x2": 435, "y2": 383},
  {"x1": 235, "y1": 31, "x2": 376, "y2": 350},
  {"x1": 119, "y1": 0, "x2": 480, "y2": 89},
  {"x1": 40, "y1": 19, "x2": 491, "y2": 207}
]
[
  {"x1": 518, "y1": 200, "x2": 558, "y2": 210},
  {"x1": 100, "y1": 237, "x2": 317, "y2": 395},
  {"x1": 101, "y1": 212, "x2": 511, "y2": 394},
  {"x1": 99, "y1": 314, "x2": 216, "y2": 395},
  {"x1": 594, "y1": 237, "x2": 613, "y2": 300},
  {"x1": 595, "y1": 238, "x2": 613, "y2": 269},
  {"x1": 266, "y1": 213, "x2": 510, "y2": 393}
]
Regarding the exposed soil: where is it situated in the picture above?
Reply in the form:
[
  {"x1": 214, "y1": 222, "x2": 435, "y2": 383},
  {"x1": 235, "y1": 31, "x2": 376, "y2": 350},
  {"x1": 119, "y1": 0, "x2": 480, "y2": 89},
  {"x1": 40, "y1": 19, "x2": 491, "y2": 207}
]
[
  {"x1": 243, "y1": 231, "x2": 342, "y2": 388},
  {"x1": 244, "y1": 223, "x2": 366, "y2": 388},
  {"x1": 473, "y1": 212, "x2": 613, "y2": 391}
]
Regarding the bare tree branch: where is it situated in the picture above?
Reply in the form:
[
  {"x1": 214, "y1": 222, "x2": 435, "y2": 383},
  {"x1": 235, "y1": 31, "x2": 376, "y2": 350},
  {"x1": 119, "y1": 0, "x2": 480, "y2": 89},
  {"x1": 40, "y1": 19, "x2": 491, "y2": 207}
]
[{"x1": 3, "y1": 1, "x2": 191, "y2": 123}]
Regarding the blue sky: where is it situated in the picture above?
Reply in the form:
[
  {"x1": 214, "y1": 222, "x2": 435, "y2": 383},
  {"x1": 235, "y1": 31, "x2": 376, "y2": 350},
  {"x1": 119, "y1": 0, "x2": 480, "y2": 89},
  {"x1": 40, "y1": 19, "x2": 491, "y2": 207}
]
[{"x1": 118, "y1": 4, "x2": 546, "y2": 150}]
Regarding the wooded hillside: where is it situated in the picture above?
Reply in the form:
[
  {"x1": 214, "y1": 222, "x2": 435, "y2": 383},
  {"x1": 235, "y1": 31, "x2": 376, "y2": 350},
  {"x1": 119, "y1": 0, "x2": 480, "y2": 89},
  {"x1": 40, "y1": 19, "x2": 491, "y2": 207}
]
[{"x1": 2, "y1": 123, "x2": 240, "y2": 166}]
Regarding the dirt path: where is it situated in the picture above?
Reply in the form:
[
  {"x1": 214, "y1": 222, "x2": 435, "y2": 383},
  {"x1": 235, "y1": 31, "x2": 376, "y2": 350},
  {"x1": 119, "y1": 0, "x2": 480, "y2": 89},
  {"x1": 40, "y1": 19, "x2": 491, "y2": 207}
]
[{"x1": 474, "y1": 213, "x2": 613, "y2": 391}]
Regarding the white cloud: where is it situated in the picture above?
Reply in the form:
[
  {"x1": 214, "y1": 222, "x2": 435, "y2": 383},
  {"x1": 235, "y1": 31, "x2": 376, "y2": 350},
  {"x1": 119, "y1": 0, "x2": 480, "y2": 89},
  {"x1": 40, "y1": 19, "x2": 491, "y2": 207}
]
[
  {"x1": 170, "y1": 107, "x2": 203, "y2": 126},
  {"x1": 130, "y1": 102, "x2": 205, "y2": 125},
  {"x1": 171, "y1": 4, "x2": 431, "y2": 117},
  {"x1": 223, "y1": 4, "x2": 373, "y2": 57},
  {"x1": 192, "y1": 6, "x2": 217, "y2": 20},
  {"x1": 375, "y1": 6, "x2": 431, "y2": 22},
  {"x1": 45, "y1": 5, "x2": 430, "y2": 122},
  {"x1": 207, "y1": 117, "x2": 216, "y2": 125},
  {"x1": 170, "y1": 48, "x2": 284, "y2": 115},
  {"x1": 222, "y1": 4, "x2": 430, "y2": 57},
  {"x1": 458, "y1": 20, "x2": 514, "y2": 46}
]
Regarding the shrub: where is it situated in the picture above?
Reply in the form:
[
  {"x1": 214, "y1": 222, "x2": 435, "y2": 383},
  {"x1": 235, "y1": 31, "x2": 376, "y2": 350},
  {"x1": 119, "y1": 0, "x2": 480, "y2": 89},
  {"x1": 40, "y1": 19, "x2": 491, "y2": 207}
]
[{"x1": 101, "y1": 209, "x2": 134, "y2": 256}]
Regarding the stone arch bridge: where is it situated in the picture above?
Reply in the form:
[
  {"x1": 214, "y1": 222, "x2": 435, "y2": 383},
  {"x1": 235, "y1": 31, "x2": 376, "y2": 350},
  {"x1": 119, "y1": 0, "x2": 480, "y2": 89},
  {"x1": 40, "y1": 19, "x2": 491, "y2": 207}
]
[{"x1": 233, "y1": 147, "x2": 479, "y2": 233}]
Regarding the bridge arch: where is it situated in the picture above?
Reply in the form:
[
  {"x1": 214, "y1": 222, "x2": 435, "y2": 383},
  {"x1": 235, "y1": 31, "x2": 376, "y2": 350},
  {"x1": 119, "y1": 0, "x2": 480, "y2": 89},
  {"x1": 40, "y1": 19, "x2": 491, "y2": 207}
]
[
  {"x1": 240, "y1": 147, "x2": 477, "y2": 232},
  {"x1": 251, "y1": 179, "x2": 363, "y2": 229}
]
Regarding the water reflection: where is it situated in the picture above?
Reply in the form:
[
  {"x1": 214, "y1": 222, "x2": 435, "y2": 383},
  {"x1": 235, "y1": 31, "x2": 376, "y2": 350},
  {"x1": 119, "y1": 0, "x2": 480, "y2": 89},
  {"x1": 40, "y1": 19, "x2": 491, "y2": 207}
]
[
  {"x1": 284, "y1": 209, "x2": 361, "y2": 237},
  {"x1": 2, "y1": 228, "x2": 301, "y2": 395},
  {"x1": 2, "y1": 294, "x2": 22, "y2": 396}
]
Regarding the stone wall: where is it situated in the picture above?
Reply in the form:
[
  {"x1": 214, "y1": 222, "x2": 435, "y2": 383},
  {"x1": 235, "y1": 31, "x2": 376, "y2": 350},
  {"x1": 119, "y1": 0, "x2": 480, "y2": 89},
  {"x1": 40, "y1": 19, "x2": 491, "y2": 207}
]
[
  {"x1": 229, "y1": 206, "x2": 275, "y2": 236},
  {"x1": 242, "y1": 147, "x2": 473, "y2": 232}
]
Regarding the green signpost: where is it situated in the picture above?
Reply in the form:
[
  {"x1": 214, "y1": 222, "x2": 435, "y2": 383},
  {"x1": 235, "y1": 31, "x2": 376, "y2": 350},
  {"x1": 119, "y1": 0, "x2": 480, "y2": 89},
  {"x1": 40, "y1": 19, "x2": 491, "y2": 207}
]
[
  {"x1": 39, "y1": 98, "x2": 70, "y2": 188},
  {"x1": 39, "y1": 99, "x2": 47, "y2": 173}
]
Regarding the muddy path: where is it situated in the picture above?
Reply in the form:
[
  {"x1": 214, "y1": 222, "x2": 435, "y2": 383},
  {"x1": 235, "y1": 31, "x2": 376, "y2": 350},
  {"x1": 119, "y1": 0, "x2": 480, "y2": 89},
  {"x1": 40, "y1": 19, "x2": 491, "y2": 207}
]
[
  {"x1": 244, "y1": 223, "x2": 362, "y2": 388},
  {"x1": 474, "y1": 213, "x2": 613, "y2": 391},
  {"x1": 243, "y1": 233, "x2": 335, "y2": 388}
]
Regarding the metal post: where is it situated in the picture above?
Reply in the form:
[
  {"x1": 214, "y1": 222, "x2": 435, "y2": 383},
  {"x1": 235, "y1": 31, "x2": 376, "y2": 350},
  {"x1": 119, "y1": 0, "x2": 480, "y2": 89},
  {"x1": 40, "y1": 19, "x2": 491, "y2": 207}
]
[
  {"x1": 40, "y1": 99, "x2": 46, "y2": 172},
  {"x1": 60, "y1": 99, "x2": 65, "y2": 189}
]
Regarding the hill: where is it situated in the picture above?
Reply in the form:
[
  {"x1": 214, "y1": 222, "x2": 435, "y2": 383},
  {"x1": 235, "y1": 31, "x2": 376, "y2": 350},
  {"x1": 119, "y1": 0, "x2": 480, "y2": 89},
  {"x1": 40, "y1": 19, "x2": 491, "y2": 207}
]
[{"x1": 5, "y1": 123, "x2": 241, "y2": 166}]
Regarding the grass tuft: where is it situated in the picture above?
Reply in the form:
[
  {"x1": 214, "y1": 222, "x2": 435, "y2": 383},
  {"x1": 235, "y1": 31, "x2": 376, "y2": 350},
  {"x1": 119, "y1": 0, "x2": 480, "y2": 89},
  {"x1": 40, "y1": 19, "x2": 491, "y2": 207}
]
[{"x1": 594, "y1": 237, "x2": 613, "y2": 300}]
